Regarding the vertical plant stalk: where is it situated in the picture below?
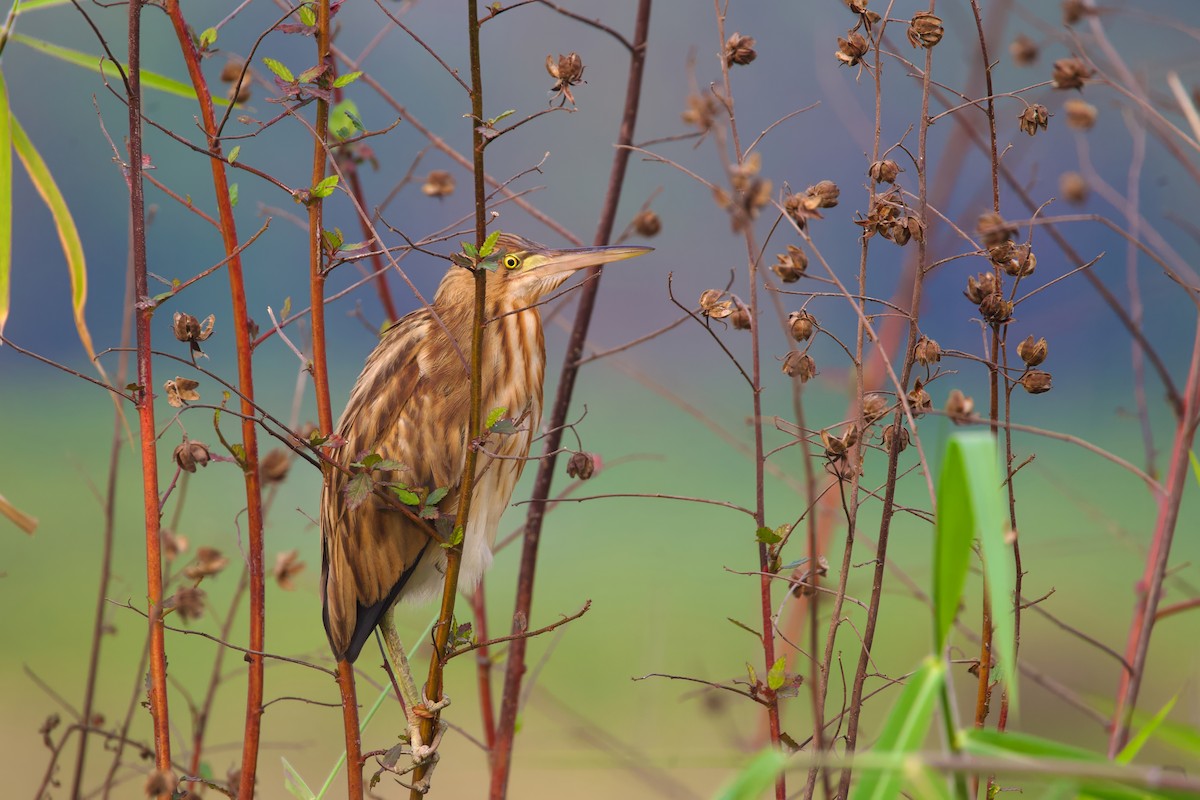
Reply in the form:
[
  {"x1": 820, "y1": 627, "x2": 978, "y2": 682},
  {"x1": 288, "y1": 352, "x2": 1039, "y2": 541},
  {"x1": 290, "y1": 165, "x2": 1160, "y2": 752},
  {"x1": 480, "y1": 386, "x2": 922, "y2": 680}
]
[
  {"x1": 305, "y1": 1, "x2": 365, "y2": 796},
  {"x1": 126, "y1": 0, "x2": 172, "y2": 786},
  {"x1": 160, "y1": 2, "x2": 266, "y2": 794},
  {"x1": 489, "y1": 3, "x2": 651, "y2": 796},
  {"x1": 472, "y1": 580, "x2": 497, "y2": 750},
  {"x1": 410, "y1": 3, "x2": 489, "y2": 794},
  {"x1": 837, "y1": 8, "x2": 936, "y2": 796}
]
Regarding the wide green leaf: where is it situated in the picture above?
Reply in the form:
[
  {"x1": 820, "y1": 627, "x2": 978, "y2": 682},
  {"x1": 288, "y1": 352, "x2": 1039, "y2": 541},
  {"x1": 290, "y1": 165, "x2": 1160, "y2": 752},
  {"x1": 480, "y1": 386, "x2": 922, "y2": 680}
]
[
  {"x1": 10, "y1": 33, "x2": 229, "y2": 105},
  {"x1": 849, "y1": 658, "x2": 945, "y2": 800}
]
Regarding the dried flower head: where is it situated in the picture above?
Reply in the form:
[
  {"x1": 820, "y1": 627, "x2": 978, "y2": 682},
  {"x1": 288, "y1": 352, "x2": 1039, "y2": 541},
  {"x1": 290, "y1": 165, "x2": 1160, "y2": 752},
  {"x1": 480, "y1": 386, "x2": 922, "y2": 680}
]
[
  {"x1": 723, "y1": 153, "x2": 773, "y2": 232},
  {"x1": 992, "y1": 241, "x2": 1036, "y2": 277},
  {"x1": 772, "y1": 245, "x2": 807, "y2": 283},
  {"x1": 1059, "y1": 171, "x2": 1089, "y2": 204},
  {"x1": 730, "y1": 303, "x2": 752, "y2": 330},
  {"x1": 273, "y1": 549, "x2": 306, "y2": 590},
  {"x1": 945, "y1": 389, "x2": 975, "y2": 425},
  {"x1": 1063, "y1": 98, "x2": 1097, "y2": 130},
  {"x1": 907, "y1": 378, "x2": 932, "y2": 416},
  {"x1": 782, "y1": 350, "x2": 817, "y2": 382},
  {"x1": 887, "y1": 215, "x2": 925, "y2": 246},
  {"x1": 682, "y1": 93, "x2": 719, "y2": 133},
  {"x1": 1061, "y1": 0, "x2": 1093, "y2": 25},
  {"x1": 1017, "y1": 335, "x2": 1049, "y2": 366},
  {"x1": 421, "y1": 170, "x2": 455, "y2": 198},
  {"x1": 821, "y1": 425, "x2": 859, "y2": 459},
  {"x1": 976, "y1": 212, "x2": 1016, "y2": 248},
  {"x1": 259, "y1": 448, "x2": 291, "y2": 484},
  {"x1": 699, "y1": 289, "x2": 734, "y2": 319},
  {"x1": 172, "y1": 312, "x2": 215, "y2": 358},
  {"x1": 161, "y1": 528, "x2": 189, "y2": 562},
  {"x1": 1018, "y1": 104, "x2": 1050, "y2": 136},
  {"x1": 170, "y1": 586, "x2": 206, "y2": 623},
  {"x1": 965, "y1": 271, "x2": 1000, "y2": 304},
  {"x1": 1052, "y1": 57, "x2": 1092, "y2": 90},
  {"x1": 854, "y1": 188, "x2": 903, "y2": 240},
  {"x1": 806, "y1": 180, "x2": 840, "y2": 209},
  {"x1": 1009, "y1": 34, "x2": 1038, "y2": 67},
  {"x1": 566, "y1": 451, "x2": 597, "y2": 480},
  {"x1": 979, "y1": 293, "x2": 1015, "y2": 325},
  {"x1": 836, "y1": 32, "x2": 870, "y2": 67},
  {"x1": 882, "y1": 422, "x2": 909, "y2": 453},
  {"x1": 787, "y1": 310, "x2": 817, "y2": 342},
  {"x1": 907, "y1": 12, "x2": 944, "y2": 48},
  {"x1": 185, "y1": 546, "x2": 230, "y2": 580},
  {"x1": 546, "y1": 52, "x2": 585, "y2": 106},
  {"x1": 868, "y1": 159, "x2": 901, "y2": 184},
  {"x1": 1020, "y1": 369, "x2": 1053, "y2": 394},
  {"x1": 862, "y1": 393, "x2": 890, "y2": 424},
  {"x1": 632, "y1": 209, "x2": 662, "y2": 237},
  {"x1": 164, "y1": 376, "x2": 201, "y2": 408},
  {"x1": 725, "y1": 32, "x2": 758, "y2": 66},
  {"x1": 173, "y1": 439, "x2": 211, "y2": 473},
  {"x1": 914, "y1": 335, "x2": 942, "y2": 366}
]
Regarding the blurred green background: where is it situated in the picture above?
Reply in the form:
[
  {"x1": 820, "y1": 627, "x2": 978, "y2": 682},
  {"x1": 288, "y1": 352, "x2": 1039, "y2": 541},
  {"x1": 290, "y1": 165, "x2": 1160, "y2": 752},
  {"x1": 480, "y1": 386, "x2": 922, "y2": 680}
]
[{"x1": 2, "y1": 0, "x2": 1199, "y2": 797}]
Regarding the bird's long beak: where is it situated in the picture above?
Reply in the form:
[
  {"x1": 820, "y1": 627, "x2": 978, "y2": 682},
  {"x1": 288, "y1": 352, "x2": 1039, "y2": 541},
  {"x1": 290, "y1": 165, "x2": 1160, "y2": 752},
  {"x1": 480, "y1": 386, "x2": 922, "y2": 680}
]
[{"x1": 533, "y1": 243, "x2": 653, "y2": 277}]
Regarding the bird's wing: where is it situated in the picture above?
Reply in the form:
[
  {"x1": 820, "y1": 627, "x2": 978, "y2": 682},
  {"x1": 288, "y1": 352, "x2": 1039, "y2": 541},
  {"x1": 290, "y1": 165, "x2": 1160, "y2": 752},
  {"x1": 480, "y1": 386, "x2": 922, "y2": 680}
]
[{"x1": 321, "y1": 312, "x2": 469, "y2": 661}]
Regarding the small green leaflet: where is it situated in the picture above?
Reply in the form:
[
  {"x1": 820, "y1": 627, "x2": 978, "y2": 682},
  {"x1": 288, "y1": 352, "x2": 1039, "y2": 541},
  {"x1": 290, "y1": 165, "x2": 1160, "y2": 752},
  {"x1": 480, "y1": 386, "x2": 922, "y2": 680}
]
[
  {"x1": 262, "y1": 57, "x2": 294, "y2": 83},
  {"x1": 311, "y1": 174, "x2": 338, "y2": 199},
  {"x1": 486, "y1": 406, "x2": 508, "y2": 429},
  {"x1": 756, "y1": 526, "x2": 782, "y2": 545},
  {"x1": 333, "y1": 71, "x2": 362, "y2": 88},
  {"x1": 479, "y1": 229, "x2": 501, "y2": 257},
  {"x1": 766, "y1": 657, "x2": 787, "y2": 691},
  {"x1": 228, "y1": 183, "x2": 239, "y2": 207},
  {"x1": 298, "y1": 4, "x2": 316, "y2": 26},
  {"x1": 227, "y1": 145, "x2": 240, "y2": 164},
  {"x1": 426, "y1": 487, "x2": 449, "y2": 506},
  {"x1": 199, "y1": 28, "x2": 217, "y2": 48},
  {"x1": 440, "y1": 525, "x2": 465, "y2": 549},
  {"x1": 392, "y1": 485, "x2": 420, "y2": 506},
  {"x1": 344, "y1": 473, "x2": 373, "y2": 511}
]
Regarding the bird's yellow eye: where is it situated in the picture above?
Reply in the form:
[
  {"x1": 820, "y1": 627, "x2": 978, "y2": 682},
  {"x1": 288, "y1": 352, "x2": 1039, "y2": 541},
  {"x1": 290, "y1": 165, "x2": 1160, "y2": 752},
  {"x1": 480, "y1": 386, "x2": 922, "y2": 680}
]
[{"x1": 503, "y1": 254, "x2": 522, "y2": 270}]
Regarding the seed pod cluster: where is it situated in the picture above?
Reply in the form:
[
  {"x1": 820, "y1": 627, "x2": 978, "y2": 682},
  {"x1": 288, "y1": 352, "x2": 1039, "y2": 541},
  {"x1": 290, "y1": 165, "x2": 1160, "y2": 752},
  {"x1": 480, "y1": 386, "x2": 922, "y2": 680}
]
[{"x1": 772, "y1": 245, "x2": 808, "y2": 283}]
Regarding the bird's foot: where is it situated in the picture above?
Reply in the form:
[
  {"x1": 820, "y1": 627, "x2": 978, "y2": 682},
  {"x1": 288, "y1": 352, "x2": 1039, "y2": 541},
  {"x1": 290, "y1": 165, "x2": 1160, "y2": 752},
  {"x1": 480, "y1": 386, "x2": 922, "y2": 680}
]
[{"x1": 406, "y1": 690, "x2": 450, "y2": 765}]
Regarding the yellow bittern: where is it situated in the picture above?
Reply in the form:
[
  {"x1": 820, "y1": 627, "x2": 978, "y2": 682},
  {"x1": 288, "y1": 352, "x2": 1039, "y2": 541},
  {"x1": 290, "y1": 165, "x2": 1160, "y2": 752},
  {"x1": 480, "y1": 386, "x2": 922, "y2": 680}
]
[{"x1": 320, "y1": 233, "x2": 650, "y2": 755}]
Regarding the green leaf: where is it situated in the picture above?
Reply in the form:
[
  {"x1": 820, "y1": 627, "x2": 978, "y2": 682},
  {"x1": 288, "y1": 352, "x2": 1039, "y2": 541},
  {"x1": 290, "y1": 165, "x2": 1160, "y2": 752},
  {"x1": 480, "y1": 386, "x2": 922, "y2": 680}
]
[
  {"x1": 392, "y1": 486, "x2": 420, "y2": 506},
  {"x1": 333, "y1": 71, "x2": 362, "y2": 88},
  {"x1": 262, "y1": 57, "x2": 295, "y2": 83},
  {"x1": 10, "y1": 34, "x2": 230, "y2": 105},
  {"x1": 486, "y1": 406, "x2": 508, "y2": 429},
  {"x1": 227, "y1": 145, "x2": 241, "y2": 164},
  {"x1": 849, "y1": 658, "x2": 944, "y2": 800},
  {"x1": 344, "y1": 473, "x2": 373, "y2": 512},
  {"x1": 713, "y1": 748, "x2": 788, "y2": 800},
  {"x1": 329, "y1": 99, "x2": 362, "y2": 139},
  {"x1": 1117, "y1": 696, "x2": 1177, "y2": 764},
  {"x1": 440, "y1": 525, "x2": 464, "y2": 549},
  {"x1": 461, "y1": 241, "x2": 478, "y2": 258},
  {"x1": 488, "y1": 108, "x2": 516, "y2": 125},
  {"x1": 426, "y1": 486, "x2": 449, "y2": 506},
  {"x1": 490, "y1": 419, "x2": 518, "y2": 434},
  {"x1": 198, "y1": 27, "x2": 217, "y2": 48},
  {"x1": 756, "y1": 526, "x2": 782, "y2": 545},
  {"x1": 282, "y1": 757, "x2": 317, "y2": 800},
  {"x1": 310, "y1": 174, "x2": 339, "y2": 199},
  {"x1": 298, "y1": 4, "x2": 316, "y2": 26},
  {"x1": 0, "y1": 72, "x2": 11, "y2": 340},
  {"x1": 359, "y1": 453, "x2": 382, "y2": 469},
  {"x1": 13, "y1": 0, "x2": 75, "y2": 12},
  {"x1": 766, "y1": 657, "x2": 786, "y2": 691},
  {"x1": 228, "y1": 182, "x2": 239, "y2": 208},
  {"x1": 479, "y1": 229, "x2": 501, "y2": 258},
  {"x1": 727, "y1": 617, "x2": 761, "y2": 639}
]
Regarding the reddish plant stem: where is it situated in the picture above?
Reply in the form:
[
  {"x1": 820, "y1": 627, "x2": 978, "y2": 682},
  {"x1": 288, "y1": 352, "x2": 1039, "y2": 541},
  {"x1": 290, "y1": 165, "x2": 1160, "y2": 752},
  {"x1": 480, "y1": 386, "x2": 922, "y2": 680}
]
[
  {"x1": 471, "y1": 580, "x2": 497, "y2": 750},
  {"x1": 1109, "y1": 320, "x2": 1200, "y2": 754},
  {"x1": 489, "y1": 4, "x2": 651, "y2": 796},
  {"x1": 160, "y1": 3, "x2": 266, "y2": 794},
  {"x1": 126, "y1": 0, "x2": 172, "y2": 788}
]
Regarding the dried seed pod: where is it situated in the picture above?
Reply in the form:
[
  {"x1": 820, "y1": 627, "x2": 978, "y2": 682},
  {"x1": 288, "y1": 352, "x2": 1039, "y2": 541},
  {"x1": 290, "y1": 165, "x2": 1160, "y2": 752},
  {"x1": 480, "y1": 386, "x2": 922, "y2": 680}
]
[
  {"x1": 821, "y1": 425, "x2": 858, "y2": 459},
  {"x1": 164, "y1": 377, "x2": 201, "y2": 407},
  {"x1": 1052, "y1": 57, "x2": 1092, "y2": 90},
  {"x1": 274, "y1": 549, "x2": 306, "y2": 590},
  {"x1": 172, "y1": 312, "x2": 215, "y2": 357},
  {"x1": 421, "y1": 170, "x2": 455, "y2": 198},
  {"x1": 185, "y1": 546, "x2": 229, "y2": 579},
  {"x1": 173, "y1": 439, "x2": 211, "y2": 473},
  {"x1": 730, "y1": 304, "x2": 753, "y2": 330},
  {"x1": 1061, "y1": 0, "x2": 1092, "y2": 25},
  {"x1": 907, "y1": 12, "x2": 944, "y2": 48},
  {"x1": 907, "y1": 378, "x2": 932, "y2": 416},
  {"x1": 170, "y1": 586, "x2": 206, "y2": 623},
  {"x1": 682, "y1": 93, "x2": 719, "y2": 132},
  {"x1": 782, "y1": 350, "x2": 817, "y2": 382},
  {"x1": 161, "y1": 528, "x2": 189, "y2": 562},
  {"x1": 945, "y1": 389, "x2": 975, "y2": 425},
  {"x1": 1020, "y1": 369, "x2": 1053, "y2": 394},
  {"x1": 1063, "y1": 98, "x2": 1097, "y2": 130},
  {"x1": 725, "y1": 32, "x2": 758, "y2": 66},
  {"x1": 546, "y1": 52, "x2": 585, "y2": 105},
  {"x1": 259, "y1": 448, "x2": 291, "y2": 484},
  {"x1": 566, "y1": 451, "x2": 597, "y2": 480},
  {"x1": 867, "y1": 159, "x2": 901, "y2": 184},
  {"x1": 914, "y1": 335, "x2": 942, "y2": 366},
  {"x1": 772, "y1": 245, "x2": 807, "y2": 283},
  {"x1": 787, "y1": 310, "x2": 817, "y2": 342},
  {"x1": 862, "y1": 393, "x2": 890, "y2": 424},
  {"x1": 836, "y1": 32, "x2": 870, "y2": 67},
  {"x1": 1060, "y1": 171, "x2": 1089, "y2": 204},
  {"x1": 1001, "y1": 243, "x2": 1037, "y2": 278},
  {"x1": 806, "y1": 180, "x2": 840, "y2": 209},
  {"x1": 1018, "y1": 104, "x2": 1050, "y2": 136},
  {"x1": 699, "y1": 289, "x2": 734, "y2": 319},
  {"x1": 1017, "y1": 335, "x2": 1048, "y2": 366},
  {"x1": 965, "y1": 271, "x2": 999, "y2": 304},
  {"x1": 632, "y1": 209, "x2": 662, "y2": 237},
  {"x1": 976, "y1": 212, "x2": 1016, "y2": 248},
  {"x1": 1009, "y1": 34, "x2": 1038, "y2": 67},
  {"x1": 144, "y1": 769, "x2": 179, "y2": 798},
  {"x1": 882, "y1": 422, "x2": 909, "y2": 453},
  {"x1": 978, "y1": 293, "x2": 1015, "y2": 325}
]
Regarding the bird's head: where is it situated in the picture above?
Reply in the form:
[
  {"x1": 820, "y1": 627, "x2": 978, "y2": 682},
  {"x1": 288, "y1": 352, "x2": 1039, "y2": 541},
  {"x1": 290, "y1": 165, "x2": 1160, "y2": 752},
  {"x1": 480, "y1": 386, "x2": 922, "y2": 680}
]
[{"x1": 482, "y1": 232, "x2": 652, "y2": 308}]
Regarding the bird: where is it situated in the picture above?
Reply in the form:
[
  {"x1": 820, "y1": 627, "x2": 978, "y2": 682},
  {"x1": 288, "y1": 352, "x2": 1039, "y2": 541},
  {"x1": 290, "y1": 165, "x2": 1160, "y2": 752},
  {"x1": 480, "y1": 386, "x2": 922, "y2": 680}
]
[{"x1": 319, "y1": 232, "x2": 651, "y2": 754}]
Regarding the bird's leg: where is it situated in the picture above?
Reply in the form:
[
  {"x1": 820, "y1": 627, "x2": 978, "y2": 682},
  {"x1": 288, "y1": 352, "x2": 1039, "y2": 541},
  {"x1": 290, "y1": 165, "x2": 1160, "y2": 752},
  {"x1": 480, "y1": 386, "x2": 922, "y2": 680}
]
[{"x1": 380, "y1": 608, "x2": 449, "y2": 766}]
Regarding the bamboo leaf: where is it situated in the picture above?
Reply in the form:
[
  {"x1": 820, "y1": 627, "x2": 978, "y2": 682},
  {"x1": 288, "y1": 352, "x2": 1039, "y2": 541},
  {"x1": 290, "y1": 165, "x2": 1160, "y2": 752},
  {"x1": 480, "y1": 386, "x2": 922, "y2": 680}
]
[
  {"x1": 0, "y1": 71, "x2": 11, "y2": 340},
  {"x1": 849, "y1": 658, "x2": 944, "y2": 800},
  {"x1": 10, "y1": 33, "x2": 230, "y2": 105},
  {"x1": 712, "y1": 748, "x2": 788, "y2": 800},
  {"x1": 13, "y1": 0, "x2": 75, "y2": 13},
  {"x1": 1117, "y1": 696, "x2": 1177, "y2": 764}
]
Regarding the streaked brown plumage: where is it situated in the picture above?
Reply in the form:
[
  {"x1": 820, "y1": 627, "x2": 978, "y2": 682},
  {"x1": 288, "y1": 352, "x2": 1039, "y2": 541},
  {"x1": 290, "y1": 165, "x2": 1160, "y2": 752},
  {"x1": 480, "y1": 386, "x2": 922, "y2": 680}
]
[{"x1": 321, "y1": 233, "x2": 651, "y2": 663}]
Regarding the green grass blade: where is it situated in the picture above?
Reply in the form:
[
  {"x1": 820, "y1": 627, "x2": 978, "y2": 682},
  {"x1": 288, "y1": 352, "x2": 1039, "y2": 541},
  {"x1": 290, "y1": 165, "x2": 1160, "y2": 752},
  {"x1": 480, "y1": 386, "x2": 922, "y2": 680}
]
[
  {"x1": 849, "y1": 658, "x2": 945, "y2": 800},
  {"x1": 282, "y1": 756, "x2": 317, "y2": 800},
  {"x1": 1117, "y1": 696, "x2": 1177, "y2": 763},
  {"x1": 10, "y1": 33, "x2": 230, "y2": 105},
  {"x1": 933, "y1": 434, "x2": 983, "y2": 653},
  {"x1": 0, "y1": 71, "x2": 11, "y2": 339},
  {"x1": 13, "y1": 0, "x2": 74, "y2": 13},
  {"x1": 712, "y1": 748, "x2": 789, "y2": 800}
]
